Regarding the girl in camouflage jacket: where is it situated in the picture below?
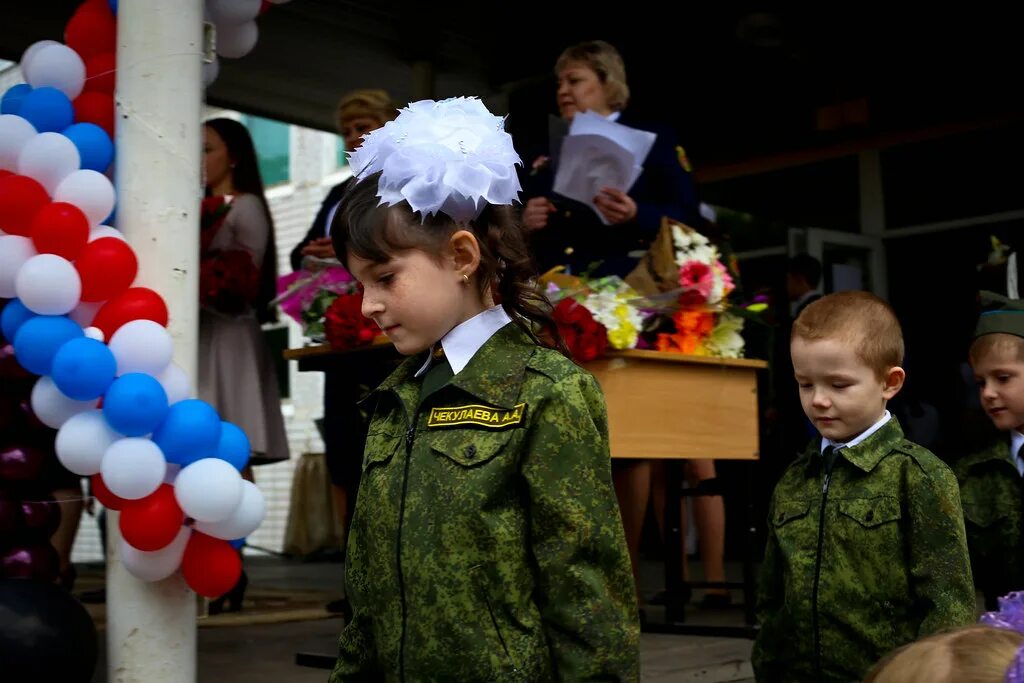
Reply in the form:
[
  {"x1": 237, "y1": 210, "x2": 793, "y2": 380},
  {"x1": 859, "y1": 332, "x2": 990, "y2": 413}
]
[{"x1": 327, "y1": 98, "x2": 639, "y2": 682}]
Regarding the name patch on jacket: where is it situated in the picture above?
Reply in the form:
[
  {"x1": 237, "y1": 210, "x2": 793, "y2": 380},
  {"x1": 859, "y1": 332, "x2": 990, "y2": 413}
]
[{"x1": 427, "y1": 403, "x2": 527, "y2": 430}]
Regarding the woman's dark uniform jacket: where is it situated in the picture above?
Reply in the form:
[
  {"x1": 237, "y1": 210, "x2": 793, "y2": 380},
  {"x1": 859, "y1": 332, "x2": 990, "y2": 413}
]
[{"x1": 520, "y1": 112, "x2": 699, "y2": 277}]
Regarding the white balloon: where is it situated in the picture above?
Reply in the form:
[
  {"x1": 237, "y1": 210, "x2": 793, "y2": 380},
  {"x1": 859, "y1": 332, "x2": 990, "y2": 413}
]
[
  {"x1": 0, "y1": 114, "x2": 38, "y2": 171},
  {"x1": 89, "y1": 225, "x2": 124, "y2": 242},
  {"x1": 108, "y1": 319, "x2": 173, "y2": 376},
  {"x1": 30, "y1": 376, "x2": 98, "y2": 429},
  {"x1": 15, "y1": 253, "x2": 81, "y2": 315},
  {"x1": 207, "y1": 0, "x2": 262, "y2": 25},
  {"x1": 174, "y1": 458, "x2": 244, "y2": 523},
  {"x1": 20, "y1": 40, "x2": 60, "y2": 73},
  {"x1": 55, "y1": 409, "x2": 121, "y2": 475},
  {"x1": 17, "y1": 131, "x2": 81, "y2": 194},
  {"x1": 54, "y1": 170, "x2": 115, "y2": 226},
  {"x1": 0, "y1": 235, "x2": 37, "y2": 298},
  {"x1": 216, "y1": 21, "x2": 258, "y2": 59},
  {"x1": 121, "y1": 526, "x2": 191, "y2": 582},
  {"x1": 156, "y1": 362, "x2": 191, "y2": 405},
  {"x1": 101, "y1": 438, "x2": 167, "y2": 500},
  {"x1": 83, "y1": 326, "x2": 104, "y2": 342},
  {"x1": 24, "y1": 43, "x2": 86, "y2": 100},
  {"x1": 202, "y1": 57, "x2": 220, "y2": 87},
  {"x1": 69, "y1": 300, "x2": 101, "y2": 327},
  {"x1": 195, "y1": 480, "x2": 265, "y2": 540}
]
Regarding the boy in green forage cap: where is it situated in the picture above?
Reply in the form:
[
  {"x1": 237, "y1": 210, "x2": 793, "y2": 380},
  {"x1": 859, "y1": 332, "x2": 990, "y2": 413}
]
[{"x1": 957, "y1": 291, "x2": 1024, "y2": 608}]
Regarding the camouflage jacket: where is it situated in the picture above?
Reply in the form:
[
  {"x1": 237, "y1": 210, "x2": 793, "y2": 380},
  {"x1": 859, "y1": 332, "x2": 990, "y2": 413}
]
[
  {"x1": 330, "y1": 324, "x2": 640, "y2": 682},
  {"x1": 752, "y1": 418, "x2": 975, "y2": 682},
  {"x1": 954, "y1": 439, "x2": 1023, "y2": 603}
]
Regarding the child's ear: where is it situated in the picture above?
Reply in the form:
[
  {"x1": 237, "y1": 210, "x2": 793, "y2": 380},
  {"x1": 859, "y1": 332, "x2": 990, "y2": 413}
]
[
  {"x1": 449, "y1": 229, "x2": 481, "y2": 281},
  {"x1": 881, "y1": 366, "x2": 906, "y2": 400}
]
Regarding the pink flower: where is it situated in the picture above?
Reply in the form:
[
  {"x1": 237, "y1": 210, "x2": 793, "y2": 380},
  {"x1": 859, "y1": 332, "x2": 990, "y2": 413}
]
[{"x1": 679, "y1": 261, "x2": 713, "y2": 305}]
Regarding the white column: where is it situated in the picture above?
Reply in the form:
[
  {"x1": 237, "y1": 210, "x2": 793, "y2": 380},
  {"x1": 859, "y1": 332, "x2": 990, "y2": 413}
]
[{"x1": 108, "y1": 1, "x2": 203, "y2": 681}]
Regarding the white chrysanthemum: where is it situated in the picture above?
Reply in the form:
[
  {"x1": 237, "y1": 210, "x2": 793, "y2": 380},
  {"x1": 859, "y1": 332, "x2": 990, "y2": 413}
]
[
  {"x1": 701, "y1": 314, "x2": 745, "y2": 358},
  {"x1": 348, "y1": 97, "x2": 523, "y2": 223}
]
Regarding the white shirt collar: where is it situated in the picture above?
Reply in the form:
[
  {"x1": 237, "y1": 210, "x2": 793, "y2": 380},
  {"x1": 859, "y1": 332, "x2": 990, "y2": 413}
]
[
  {"x1": 820, "y1": 410, "x2": 891, "y2": 454},
  {"x1": 414, "y1": 305, "x2": 512, "y2": 378},
  {"x1": 606, "y1": 110, "x2": 622, "y2": 122},
  {"x1": 1011, "y1": 430, "x2": 1024, "y2": 476}
]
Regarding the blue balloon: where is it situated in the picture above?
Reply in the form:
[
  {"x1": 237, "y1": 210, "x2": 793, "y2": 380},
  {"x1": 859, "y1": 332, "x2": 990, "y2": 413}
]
[
  {"x1": 61, "y1": 123, "x2": 114, "y2": 172},
  {"x1": 51, "y1": 338, "x2": 117, "y2": 401},
  {"x1": 229, "y1": 538, "x2": 246, "y2": 550},
  {"x1": 109, "y1": 0, "x2": 117, "y2": 13},
  {"x1": 102, "y1": 373, "x2": 169, "y2": 437},
  {"x1": 152, "y1": 399, "x2": 222, "y2": 467},
  {"x1": 215, "y1": 421, "x2": 251, "y2": 471},
  {"x1": 13, "y1": 316, "x2": 83, "y2": 376},
  {"x1": 1, "y1": 299, "x2": 36, "y2": 345},
  {"x1": 18, "y1": 87, "x2": 74, "y2": 133},
  {"x1": 1, "y1": 84, "x2": 32, "y2": 116}
]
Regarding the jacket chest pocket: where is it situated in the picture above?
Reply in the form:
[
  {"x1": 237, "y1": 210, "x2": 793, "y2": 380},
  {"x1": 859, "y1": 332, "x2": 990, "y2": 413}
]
[
  {"x1": 835, "y1": 493, "x2": 901, "y2": 540},
  {"x1": 771, "y1": 499, "x2": 813, "y2": 554},
  {"x1": 962, "y1": 501, "x2": 1013, "y2": 530},
  {"x1": 429, "y1": 428, "x2": 517, "y2": 469}
]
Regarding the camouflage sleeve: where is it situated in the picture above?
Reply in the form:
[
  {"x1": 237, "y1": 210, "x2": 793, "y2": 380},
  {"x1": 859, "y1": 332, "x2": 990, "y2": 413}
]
[
  {"x1": 520, "y1": 371, "x2": 640, "y2": 681},
  {"x1": 330, "y1": 609, "x2": 377, "y2": 682},
  {"x1": 905, "y1": 459, "x2": 977, "y2": 635},
  {"x1": 751, "y1": 500, "x2": 785, "y2": 681}
]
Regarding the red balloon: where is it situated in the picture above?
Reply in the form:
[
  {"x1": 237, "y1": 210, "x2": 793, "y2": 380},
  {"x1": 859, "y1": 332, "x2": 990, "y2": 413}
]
[
  {"x1": 30, "y1": 202, "x2": 90, "y2": 260},
  {"x1": 76, "y1": 237, "x2": 138, "y2": 302},
  {"x1": 84, "y1": 52, "x2": 116, "y2": 95},
  {"x1": 92, "y1": 287, "x2": 169, "y2": 339},
  {"x1": 91, "y1": 474, "x2": 127, "y2": 511},
  {"x1": 73, "y1": 91, "x2": 114, "y2": 137},
  {"x1": 181, "y1": 532, "x2": 241, "y2": 598},
  {"x1": 0, "y1": 175, "x2": 50, "y2": 236},
  {"x1": 65, "y1": 4, "x2": 116, "y2": 60},
  {"x1": 0, "y1": 169, "x2": 12, "y2": 179},
  {"x1": 120, "y1": 484, "x2": 184, "y2": 551}
]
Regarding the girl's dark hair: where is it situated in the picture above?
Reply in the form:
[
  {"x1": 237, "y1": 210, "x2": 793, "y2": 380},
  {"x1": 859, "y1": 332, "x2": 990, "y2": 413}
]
[
  {"x1": 204, "y1": 118, "x2": 279, "y2": 324},
  {"x1": 331, "y1": 172, "x2": 567, "y2": 355}
]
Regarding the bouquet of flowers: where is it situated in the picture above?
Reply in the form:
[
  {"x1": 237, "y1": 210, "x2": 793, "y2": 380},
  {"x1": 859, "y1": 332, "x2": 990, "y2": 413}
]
[
  {"x1": 275, "y1": 263, "x2": 357, "y2": 341},
  {"x1": 544, "y1": 218, "x2": 766, "y2": 362},
  {"x1": 199, "y1": 195, "x2": 261, "y2": 315}
]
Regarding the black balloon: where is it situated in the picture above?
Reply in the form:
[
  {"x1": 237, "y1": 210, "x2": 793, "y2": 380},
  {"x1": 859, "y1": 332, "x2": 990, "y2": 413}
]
[
  {"x1": 0, "y1": 488, "x2": 20, "y2": 538},
  {"x1": 18, "y1": 495, "x2": 61, "y2": 540},
  {"x1": 1, "y1": 543, "x2": 59, "y2": 582},
  {"x1": 0, "y1": 443, "x2": 45, "y2": 483},
  {"x1": 0, "y1": 578, "x2": 97, "y2": 681}
]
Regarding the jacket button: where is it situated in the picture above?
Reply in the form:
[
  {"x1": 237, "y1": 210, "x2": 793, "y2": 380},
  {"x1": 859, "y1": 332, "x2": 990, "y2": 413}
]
[
  {"x1": 464, "y1": 444, "x2": 477, "y2": 459},
  {"x1": 865, "y1": 510, "x2": 875, "y2": 522}
]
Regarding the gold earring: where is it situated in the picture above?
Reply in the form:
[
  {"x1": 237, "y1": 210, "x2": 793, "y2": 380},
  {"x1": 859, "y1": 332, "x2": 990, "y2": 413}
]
[{"x1": 462, "y1": 274, "x2": 470, "y2": 284}]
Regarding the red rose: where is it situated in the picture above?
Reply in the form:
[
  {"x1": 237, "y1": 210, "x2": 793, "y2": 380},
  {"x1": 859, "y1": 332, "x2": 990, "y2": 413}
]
[
  {"x1": 324, "y1": 291, "x2": 380, "y2": 350},
  {"x1": 199, "y1": 249, "x2": 260, "y2": 314},
  {"x1": 552, "y1": 298, "x2": 608, "y2": 362}
]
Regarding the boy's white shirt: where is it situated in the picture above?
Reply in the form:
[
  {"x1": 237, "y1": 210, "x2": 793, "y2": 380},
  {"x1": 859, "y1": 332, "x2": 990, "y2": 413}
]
[
  {"x1": 819, "y1": 410, "x2": 892, "y2": 455},
  {"x1": 1011, "y1": 429, "x2": 1024, "y2": 476},
  {"x1": 414, "y1": 305, "x2": 512, "y2": 378}
]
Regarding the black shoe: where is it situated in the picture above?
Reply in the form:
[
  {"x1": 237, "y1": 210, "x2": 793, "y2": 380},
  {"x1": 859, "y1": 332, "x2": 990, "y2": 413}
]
[{"x1": 209, "y1": 571, "x2": 248, "y2": 615}]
